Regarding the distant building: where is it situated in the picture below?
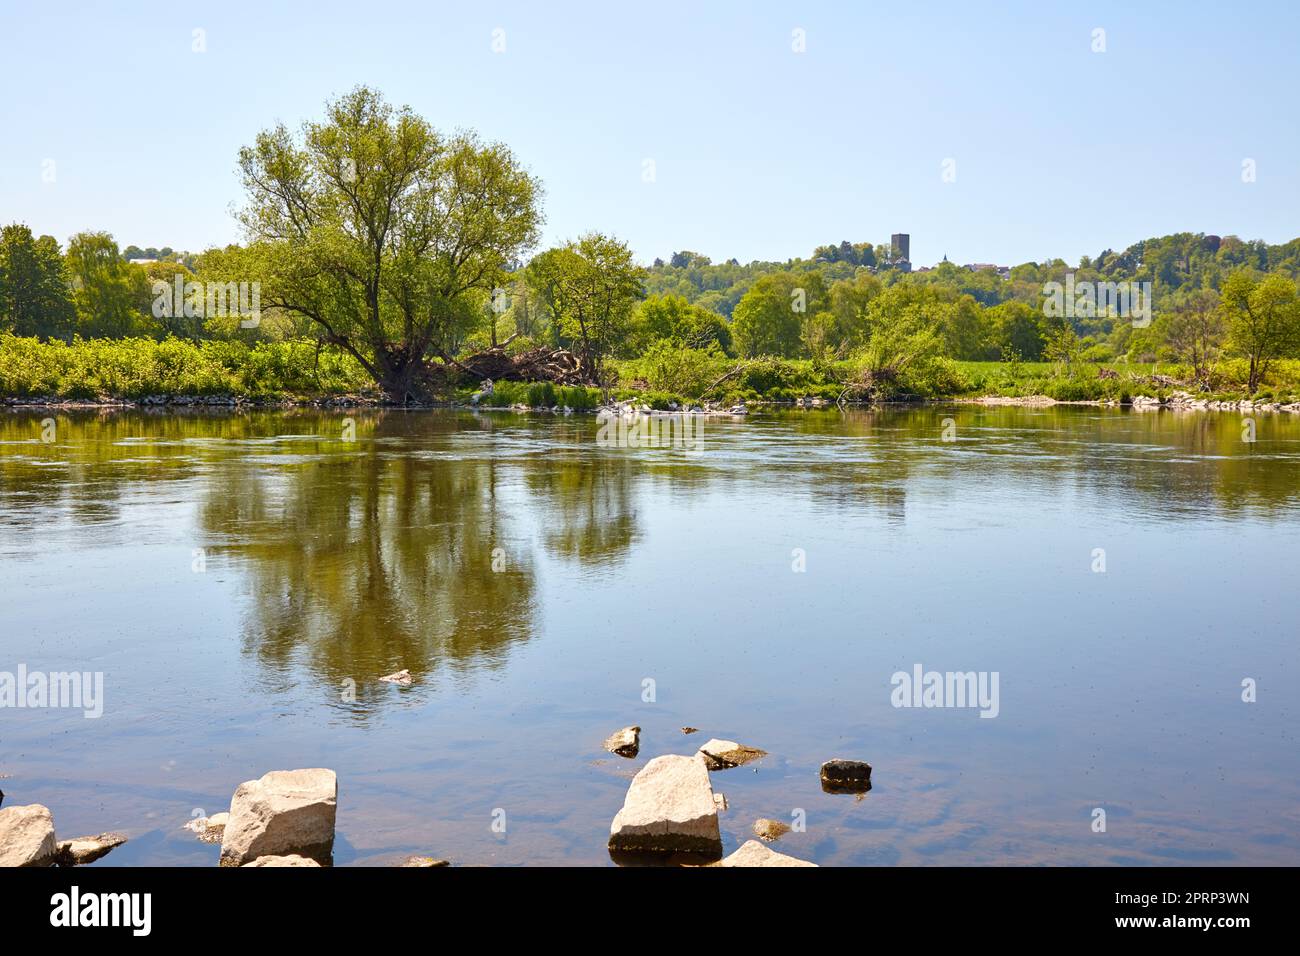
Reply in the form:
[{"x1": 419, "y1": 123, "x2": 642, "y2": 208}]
[
  {"x1": 891, "y1": 233, "x2": 910, "y2": 262},
  {"x1": 962, "y1": 262, "x2": 1012, "y2": 279}
]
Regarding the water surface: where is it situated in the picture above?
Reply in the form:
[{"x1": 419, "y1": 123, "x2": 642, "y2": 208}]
[{"x1": 1, "y1": 406, "x2": 1297, "y2": 865}]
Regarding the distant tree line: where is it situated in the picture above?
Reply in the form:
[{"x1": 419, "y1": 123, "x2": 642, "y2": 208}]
[{"x1": 3, "y1": 88, "x2": 1299, "y2": 398}]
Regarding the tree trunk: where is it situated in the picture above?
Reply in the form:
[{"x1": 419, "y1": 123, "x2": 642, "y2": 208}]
[{"x1": 377, "y1": 359, "x2": 422, "y2": 404}]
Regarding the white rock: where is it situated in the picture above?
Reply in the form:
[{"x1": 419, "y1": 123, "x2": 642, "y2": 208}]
[
  {"x1": 608, "y1": 754, "x2": 722, "y2": 856},
  {"x1": 219, "y1": 768, "x2": 337, "y2": 867},
  {"x1": 697, "y1": 738, "x2": 767, "y2": 770},
  {"x1": 753, "y1": 818, "x2": 791, "y2": 842},
  {"x1": 185, "y1": 812, "x2": 229, "y2": 844},
  {"x1": 0, "y1": 804, "x2": 59, "y2": 867},
  {"x1": 603, "y1": 725, "x2": 640, "y2": 758},
  {"x1": 56, "y1": 832, "x2": 127, "y2": 866},
  {"x1": 719, "y1": 839, "x2": 817, "y2": 867},
  {"x1": 380, "y1": 669, "x2": 412, "y2": 685},
  {"x1": 241, "y1": 854, "x2": 321, "y2": 867}
]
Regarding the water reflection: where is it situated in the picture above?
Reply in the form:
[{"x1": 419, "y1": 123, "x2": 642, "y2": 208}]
[
  {"x1": 197, "y1": 415, "x2": 541, "y2": 710},
  {"x1": 3, "y1": 404, "x2": 1299, "y2": 713},
  {"x1": 2, "y1": 405, "x2": 1299, "y2": 866}
]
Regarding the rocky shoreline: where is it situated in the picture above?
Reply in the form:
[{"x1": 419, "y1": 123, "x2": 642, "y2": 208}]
[
  {"x1": 3, "y1": 390, "x2": 1296, "y2": 414},
  {"x1": 958, "y1": 391, "x2": 1300, "y2": 413},
  {"x1": 1, "y1": 724, "x2": 872, "y2": 868}
]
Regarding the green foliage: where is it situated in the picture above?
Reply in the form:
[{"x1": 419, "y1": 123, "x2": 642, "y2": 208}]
[
  {"x1": 732, "y1": 272, "x2": 828, "y2": 358},
  {"x1": 477, "y1": 379, "x2": 600, "y2": 409},
  {"x1": 0, "y1": 335, "x2": 369, "y2": 399},
  {"x1": 525, "y1": 232, "x2": 646, "y2": 385},
  {"x1": 526, "y1": 381, "x2": 557, "y2": 408},
  {"x1": 0, "y1": 224, "x2": 75, "y2": 338},
  {"x1": 899, "y1": 356, "x2": 973, "y2": 397},
  {"x1": 1043, "y1": 376, "x2": 1111, "y2": 401},
  {"x1": 618, "y1": 340, "x2": 728, "y2": 397},
  {"x1": 1220, "y1": 268, "x2": 1300, "y2": 392},
  {"x1": 237, "y1": 85, "x2": 543, "y2": 399},
  {"x1": 627, "y1": 293, "x2": 732, "y2": 356},
  {"x1": 65, "y1": 232, "x2": 156, "y2": 339}
]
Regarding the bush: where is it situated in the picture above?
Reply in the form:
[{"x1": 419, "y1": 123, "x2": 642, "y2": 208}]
[
  {"x1": 900, "y1": 357, "x2": 973, "y2": 398},
  {"x1": 1042, "y1": 377, "x2": 1106, "y2": 401},
  {"x1": 620, "y1": 341, "x2": 727, "y2": 398},
  {"x1": 0, "y1": 334, "x2": 371, "y2": 399},
  {"x1": 526, "y1": 381, "x2": 557, "y2": 408},
  {"x1": 478, "y1": 380, "x2": 600, "y2": 409}
]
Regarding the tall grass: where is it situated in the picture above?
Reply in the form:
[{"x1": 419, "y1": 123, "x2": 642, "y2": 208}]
[
  {"x1": 481, "y1": 380, "x2": 600, "y2": 409},
  {"x1": 0, "y1": 335, "x2": 371, "y2": 399}
]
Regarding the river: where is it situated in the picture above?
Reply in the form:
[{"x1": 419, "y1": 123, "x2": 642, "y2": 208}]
[{"x1": 1, "y1": 405, "x2": 1297, "y2": 865}]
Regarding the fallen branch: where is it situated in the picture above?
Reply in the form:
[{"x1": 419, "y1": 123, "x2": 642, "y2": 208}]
[{"x1": 695, "y1": 362, "x2": 752, "y2": 403}]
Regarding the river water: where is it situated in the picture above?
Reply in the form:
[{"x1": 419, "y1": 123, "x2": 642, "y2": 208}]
[{"x1": 1, "y1": 405, "x2": 1297, "y2": 865}]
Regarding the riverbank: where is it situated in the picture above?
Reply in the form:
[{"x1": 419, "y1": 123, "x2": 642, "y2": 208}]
[
  {"x1": 6, "y1": 390, "x2": 1300, "y2": 414},
  {"x1": 3, "y1": 335, "x2": 1298, "y2": 412},
  {"x1": 957, "y1": 392, "x2": 1300, "y2": 413}
]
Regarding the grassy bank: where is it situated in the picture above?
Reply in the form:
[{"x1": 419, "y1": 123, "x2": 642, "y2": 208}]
[
  {"x1": 4, "y1": 334, "x2": 1299, "y2": 408},
  {"x1": 0, "y1": 335, "x2": 373, "y2": 400}
]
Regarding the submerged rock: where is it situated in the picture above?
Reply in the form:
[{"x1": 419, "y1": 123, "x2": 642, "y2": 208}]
[
  {"x1": 820, "y1": 759, "x2": 873, "y2": 793},
  {"x1": 56, "y1": 832, "x2": 128, "y2": 866},
  {"x1": 242, "y1": 854, "x2": 321, "y2": 867},
  {"x1": 219, "y1": 768, "x2": 337, "y2": 867},
  {"x1": 401, "y1": 855, "x2": 450, "y2": 867},
  {"x1": 603, "y1": 725, "x2": 641, "y2": 759},
  {"x1": 186, "y1": 812, "x2": 229, "y2": 844},
  {"x1": 380, "y1": 669, "x2": 412, "y2": 685},
  {"x1": 719, "y1": 840, "x2": 816, "y2": 867},
  {"x1": 0, "y1": 804, "x2": 59, "y2": 867},
  {"x1": 608, "y1": 754, "x2": 722, "y2": 858},
  {"x1": 753, "y1": 818, "x2": 791, "y2": 842},
  {"x1": 680, "y1": 727, "x2": 699, "y2": 735},
  {"x1": 697, "y1": 739, "x2": 767, "y2": 771}
]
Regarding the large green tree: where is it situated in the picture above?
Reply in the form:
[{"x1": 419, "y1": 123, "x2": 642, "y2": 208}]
[
  {"x1": 237, "y1": 86, "x2": 543, "y2": 401},
  {"x1": 0, "y1": 224, "x2": 75, "y2": 338},
  {"x1": 526, "y1": 233, "x2": 644, "y2": 387},
  {"x1": 1220, "y1": 269, "x2": 1300, "y2": 393},
  {"x1": 1160, "y1": 288, "x2": 1223, "y2": 383},
  {"x1": 732, "y1": 271, "x2": 827, "y2": 358},
  {"x1": 65, "y1": 231, "x2": 152, "y2": 338},
  {"x1": 628, "y1": 293, "x2": 731, "y2": 356}
]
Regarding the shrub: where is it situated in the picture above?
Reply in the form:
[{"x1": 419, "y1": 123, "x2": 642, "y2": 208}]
[
  {"x1": 0, "y1": 334, "x2": 370, "y2": 399},
  {"x1": 526, "y1": 381, "x2": 557, "y2": 408},
  {"x1": 1043, "y1": 377, "x2": 1105, "y2": 401},
  {"x1": 900, "y1": 357, "x2": 973, "y2": 397},
  {"x1": 621, "y1": 341, "x2": 728, "y2": 398}
]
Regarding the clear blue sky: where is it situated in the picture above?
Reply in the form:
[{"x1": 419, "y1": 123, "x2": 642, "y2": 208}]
[{"x1": 2, "y1": 0, "x2": 1296, "y2": 268}]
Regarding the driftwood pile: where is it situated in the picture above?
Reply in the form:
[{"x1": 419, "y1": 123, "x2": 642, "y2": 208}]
[{"x1": 449, "y1": 339, "x2": 593, "y2": 385}]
